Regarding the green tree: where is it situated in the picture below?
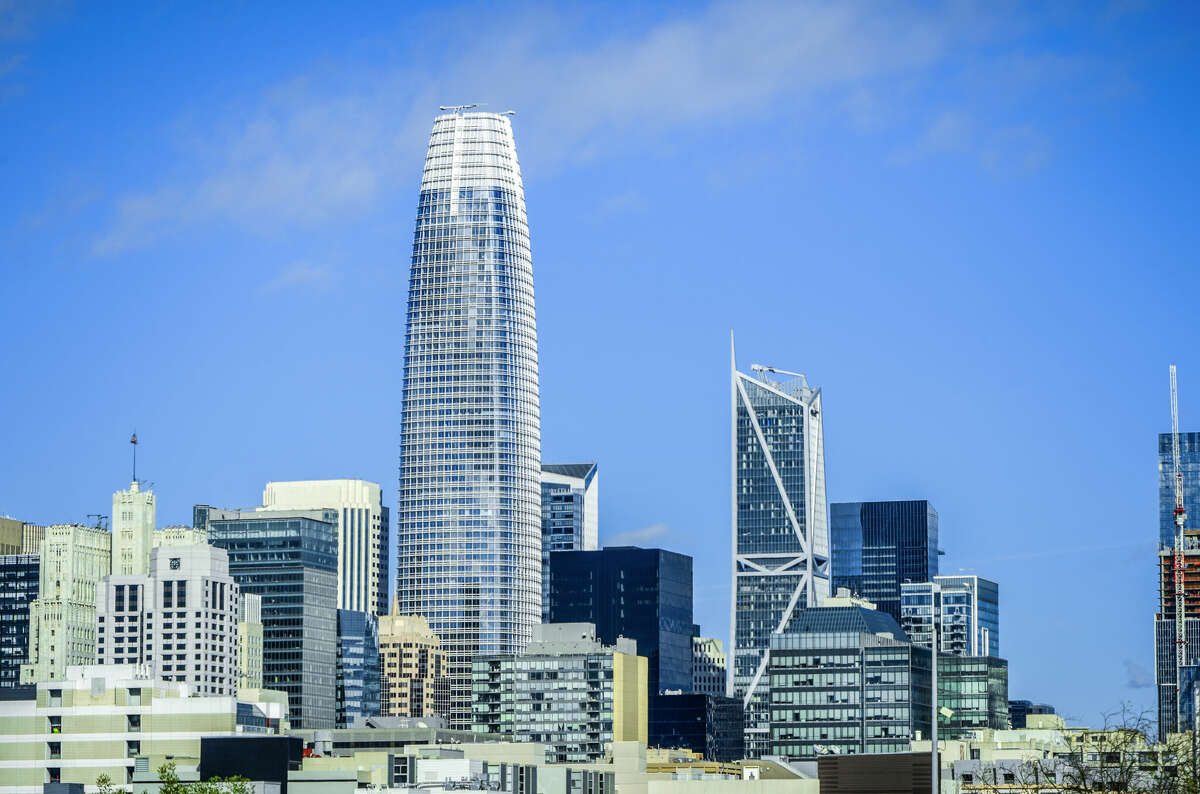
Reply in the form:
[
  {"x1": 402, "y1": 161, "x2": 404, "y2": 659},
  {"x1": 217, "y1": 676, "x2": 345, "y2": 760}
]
[{"x1": 157, "y1": 761, "x2": 252, "y2": 794}]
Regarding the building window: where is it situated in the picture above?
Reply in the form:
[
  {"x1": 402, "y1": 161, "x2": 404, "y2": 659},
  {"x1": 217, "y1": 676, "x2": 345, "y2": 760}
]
[
  {"x1": 48, "y1": 716, "x2": 61, "y2": 734},
  {"x1": 128, "y1": 714, "x2": 141, "y2": 732},
  {"x1": 127, "y1": 740, "x2": 140, "y2": 757},
  {"x1": 47, "y1": 742, "x2": 60, "y2": 759},
  {"x1": 47, "y1": 768, "x2": 61, "y2": 784}
]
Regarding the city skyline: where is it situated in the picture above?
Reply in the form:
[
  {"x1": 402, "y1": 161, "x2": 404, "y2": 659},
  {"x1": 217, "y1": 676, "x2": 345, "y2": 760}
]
[{"x1": 4, "y1": 0, "x2": 1200, "y2": 730}]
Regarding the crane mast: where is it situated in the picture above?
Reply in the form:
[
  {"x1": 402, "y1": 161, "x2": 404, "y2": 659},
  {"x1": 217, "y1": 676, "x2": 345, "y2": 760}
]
[{"x1": 1172, "y1": 365, "x2": 1188, "y2": 730}]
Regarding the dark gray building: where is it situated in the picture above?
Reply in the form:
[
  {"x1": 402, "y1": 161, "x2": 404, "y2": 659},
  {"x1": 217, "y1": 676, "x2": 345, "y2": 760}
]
[
  {"x1": 209, "y1": 510, "x2": 338, "y2": 728},
  {"x1": 768, "y1": 603, "x2": 932, "y2": 761},
  {"x1": 337, "y1": 609, "x2": 381, "y2": 728},
  {"x1": 830, "y1": 500, "x2": 939, "y2": 624},
  {"x1": 649, "y1": 692, "x2": 743, "y2": 762},
  {"x1": 547, "y1": 546, "x2": 692, "y2": 695},
  {"x1": 1008, "y1": 699, "x2": 1055, "y2": 729},
  {"x1": 0, "y1": 554, "x2": 38, "y2": 689}
]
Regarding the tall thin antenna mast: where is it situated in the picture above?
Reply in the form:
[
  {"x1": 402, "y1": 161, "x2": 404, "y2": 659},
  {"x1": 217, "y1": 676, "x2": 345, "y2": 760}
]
[{"x1": 130, "y1": 432, "x2": 138, "y2": 483}]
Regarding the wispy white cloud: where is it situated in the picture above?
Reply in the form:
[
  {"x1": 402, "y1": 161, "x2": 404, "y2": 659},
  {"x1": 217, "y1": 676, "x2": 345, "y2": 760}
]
[
  {"x1": 604, "y1": 523, "x2": 671, "y2": 547},
  {"x1": 891, "y1": 109, "x2": 974, "y2": 163},
  {"x1": 259, "y1": 260, "x2": 338, "y2": 293},
  {"x1": 90, "y1": 0, "x2": 1117, "y2": 254}
]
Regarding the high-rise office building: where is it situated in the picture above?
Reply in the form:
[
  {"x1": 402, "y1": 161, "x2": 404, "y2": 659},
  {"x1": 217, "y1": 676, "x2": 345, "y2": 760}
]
[
  {"x1": 208, "y1": 509, "x2": 338, "y2": 728},
  {"x1": 378, "y1": 603, "x2": 448, "y2": 719},
  {"x1": 730, "y1": 346, "x2": 830, "y2": 758},
  {"x1": 1159, "y1": 432, "x2": 1200, "y2": 549},
  {"x1": 336, "y1": 609, "x2": 381, "y2": 728},
  {"x1": 21, "y1": 524, "x2": 112, "y2": 684},
  {"x1": 900, "y1": 575, "x2": 1000, "y2": 657},
  {"x1": 541, "y1": 463, "x2": 599, "y2": 619},
  {"x1": 830, "y1": 500, "x2": 939, "y2": 623},
  {"x1": 691, "y1": 634, "x2": 726, "y2": 697},
  {"x1": 471, "y1": 623, "x2": 647, "y2": 763},
  {"x1": 112, "y1": 481, "x2": 155, "y2": 576},
  {"x1": 0, "y1": 553, "x2": 38, "y2": 688},
  {"x1": 260, "y1": 480, "x2": 389, "y2": 616},
  {"x1": 1156, "y1": 432, "x2": 1200, "y2": 737},
  {"x1": 397, "y1": 109, "x2": 541, "y2": 728},
  {"x1": 96, "y1": 543, "x2": 240, "y2": 696},
  {"x1": 547, "y1": 546, "x2": 693, "y2": 695},
  {"x1": 239, "y1": 593, "x2": 264, "y2": 690},
  {"x1": 767, "y1": 601, "x2": 932, "y2": 761}
]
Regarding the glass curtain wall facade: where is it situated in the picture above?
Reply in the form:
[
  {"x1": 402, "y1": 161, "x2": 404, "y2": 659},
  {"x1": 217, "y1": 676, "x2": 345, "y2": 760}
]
[
  {"x1": 546, "y1": 546, "x2": 693, "y2": 694},
  {"x1": 397, "y1": 110, "x2": 541, "y2": 729},
  {"x1": 336, "y1": 609, "x2": 381, "y2": 728},
  {"x1": 900, "y1": 576, "x2": 1000, "y2": 658},
  {"x1": 209, "y1": 512, "x2": 338, "y2": 729},
  {"x1": 830, "y1": 500, "x2": 939, "y2": 623},
  {"x1": 0, "y1": 554, "x2": 38, "y2": 689},
  {"x1": 1159, "y1": 432, "x2": 1200, "y2": 550},
  {"x1": 730, "y1": 344, "x2": 830, "y2": 758},
  {"x1": 767, "y1": 608, "x2": 932, "y2": 761},
  {"x1": 937, "y1": 655, "x2": 1009, "y2": 738}
]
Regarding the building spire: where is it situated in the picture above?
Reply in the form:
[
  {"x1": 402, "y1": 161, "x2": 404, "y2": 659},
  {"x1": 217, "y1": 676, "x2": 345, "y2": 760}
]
[{"x1": 130, "y1": 432, "x2": 138, "y2": 484}]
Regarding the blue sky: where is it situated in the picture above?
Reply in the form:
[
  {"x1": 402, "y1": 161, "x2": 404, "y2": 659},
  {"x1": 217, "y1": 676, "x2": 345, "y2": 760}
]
[{"x1": 2, "y1": 0, "x2": 1199, "y2": 725}]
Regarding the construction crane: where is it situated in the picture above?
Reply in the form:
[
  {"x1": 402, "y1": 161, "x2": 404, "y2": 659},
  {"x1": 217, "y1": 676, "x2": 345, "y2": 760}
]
[{"x1": 1172, "y1": 364, "x2": 1188, "y2": 730}]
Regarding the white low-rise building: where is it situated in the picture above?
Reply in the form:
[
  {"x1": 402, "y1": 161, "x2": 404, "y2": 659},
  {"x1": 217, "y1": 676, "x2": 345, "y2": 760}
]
[{"x1": 0, "y1": 664, "x2": 288, "y2": 794}]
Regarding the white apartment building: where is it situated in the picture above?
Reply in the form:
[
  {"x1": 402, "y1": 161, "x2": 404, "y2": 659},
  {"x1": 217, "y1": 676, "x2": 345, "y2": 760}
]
[
  {"x1": 260, "y1": 479, "x2": 388, "y2": 615},
  {"x1": 96, "y1": 544, "x2": 239, "y2": 696}
]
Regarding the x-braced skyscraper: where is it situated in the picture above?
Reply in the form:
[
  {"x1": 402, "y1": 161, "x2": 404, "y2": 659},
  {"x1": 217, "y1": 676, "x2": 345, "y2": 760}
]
[
  {"x1": 397, "y1": 109, "x2": 541, "y2": 729},
  {"x1": 729, "y1": 338, "x2": 830, "y2": 757}
]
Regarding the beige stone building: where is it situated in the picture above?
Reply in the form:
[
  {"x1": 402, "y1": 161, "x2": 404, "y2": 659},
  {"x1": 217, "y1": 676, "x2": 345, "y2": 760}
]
[
  {"x1": 20, "y1": 524, "x2": 112, "y2": 684},
  {"x1": 379, "y1": 601, "x2": 447, "y2": 718}
]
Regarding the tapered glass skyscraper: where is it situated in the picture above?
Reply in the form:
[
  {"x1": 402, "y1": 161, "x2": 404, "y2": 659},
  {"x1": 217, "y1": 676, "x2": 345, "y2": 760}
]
[
  {"x1": 729, "y1": 340, "x2": 830, "y2": 758},
  {"x1": 397, "y1": 109, "x2": 541, "y2": 728}
]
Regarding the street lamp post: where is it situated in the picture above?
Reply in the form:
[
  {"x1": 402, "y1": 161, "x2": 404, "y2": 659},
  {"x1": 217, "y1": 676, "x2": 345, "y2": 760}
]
[{"x1": 931, "y1": 582, "x2": 941, "y2": 794}]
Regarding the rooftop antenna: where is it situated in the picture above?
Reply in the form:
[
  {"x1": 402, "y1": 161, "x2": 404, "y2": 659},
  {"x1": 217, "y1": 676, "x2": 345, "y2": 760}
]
[
  {"x1": 87, "y1": 514, "x2": 109, "y2": 530},
  {"x1": 130, "y1": 432, "x2": 138, "y2": 484}
]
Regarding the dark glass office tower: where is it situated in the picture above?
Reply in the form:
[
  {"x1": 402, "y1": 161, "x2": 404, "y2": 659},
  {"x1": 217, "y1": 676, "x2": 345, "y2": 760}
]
[
  {"x1": 649, "y1": 693, "x2": 744, "y2": 762},
  {"x1": 337, "y1": 609, "x2": 381, "y2": 727},
  {"x1": 830, "y1": 500, "x2": 939, "y2": 623},
  {"x1": 0, "y1": 554, "x2": 38, "y2": 689},
  {"x1": 547, "y1": 546, "x2": 693, "y2": 694},
  {"x1": 209, "y1": 511, "x2": 338, "y2": 728}
]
